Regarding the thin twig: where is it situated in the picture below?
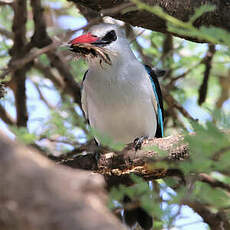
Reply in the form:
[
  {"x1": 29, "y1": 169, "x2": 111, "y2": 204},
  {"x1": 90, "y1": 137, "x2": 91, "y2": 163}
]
[
  {"x1": 34, "y1": 60, "x2": 64, "y2": 88},
  {"x1": 32, "y1": 80, "x2": 55, "y2": 110},
  {"x1": 162, "y1": 87, "x2": 196, "y2": 121},
  {"x1": 198, "y1": 44, "x2": 216, "y2": 105},
  {"x1": 168, "y1": 60, "x2": 203, "y2": 87},
  {"x1": 47, "y1": 51, "x2": 82, "y2": 105},
  {"x1": 199, "y1": 173, "x2": 230, "y2": 192},
  {"x1": 0, "y1": 104, "x2": 15, "y2": 125},
  {"x1": 0, "y1": 41, "x2": 61, "y2": 79}
]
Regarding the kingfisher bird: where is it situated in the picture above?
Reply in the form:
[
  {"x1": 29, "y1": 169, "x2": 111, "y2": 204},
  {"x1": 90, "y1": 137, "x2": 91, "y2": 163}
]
[
  {"x1": 69, "y1": 23, "x2": 164, "y2": 145},
  {"x1": 69, "y1": 23, "x2": 164, "y2": 230}
]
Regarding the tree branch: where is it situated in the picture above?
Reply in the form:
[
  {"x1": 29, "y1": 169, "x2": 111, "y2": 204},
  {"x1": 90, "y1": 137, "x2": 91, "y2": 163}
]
[
  {"x1": 47, "y1": 51, "x2": 81, "y2": 105},
  {"x1": 0, "y1": 41, "x2": 61, "y2": 80},
  {"x1": 198, "y1": 44, "x2": 216, "y2": 105},
  {"x1": 199, "y1": 173, "x2": 230, "y2": 192},
  {"x1": 183, "y1": 200, "x2": 230, "y2": 230},
  {"x1": 71, "y1": 0, "x2": 230, "y2": 42},
  {"x1": 0, "y1": 104, "x2": 15, "y2": 125},
  {"x1": 50, "y1": 134, "x2": 189, "y2": 186},
  {"x1": 10, "y1": 0, "x2": 29, "y2": 127},
  {"x1": 32, "y1": 81, "x2": 56, "y2": 110},
  {"x1": 29, "y1": 0, "x2": 52, "y2": 48},
  {"x1": 0, "y1": 131, "x2": 125, "y2": 230}
]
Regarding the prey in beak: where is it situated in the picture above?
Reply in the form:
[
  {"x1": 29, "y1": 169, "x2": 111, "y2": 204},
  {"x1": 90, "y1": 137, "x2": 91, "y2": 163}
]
[{"x1": 68, "y1": 32, "x2": 113, "y2": 65}]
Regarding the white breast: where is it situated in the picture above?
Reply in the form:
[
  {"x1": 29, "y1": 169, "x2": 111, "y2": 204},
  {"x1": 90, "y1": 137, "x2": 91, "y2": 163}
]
[{"x1": 82, "y1": 59, "x2": 157, "y2": 144}]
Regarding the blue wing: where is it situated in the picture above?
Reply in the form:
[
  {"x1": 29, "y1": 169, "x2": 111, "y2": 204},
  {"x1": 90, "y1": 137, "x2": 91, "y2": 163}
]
[{"x1": 144, "y1": 65, "x2": 164, "y2": 137}]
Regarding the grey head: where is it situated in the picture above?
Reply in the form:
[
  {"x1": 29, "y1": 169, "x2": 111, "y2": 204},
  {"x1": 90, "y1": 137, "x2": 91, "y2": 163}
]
[
  {"x1": 69, "y1": 23, "x2": 134, "y2": 66},
  {"x1": 86, "y1": 23, "x2": 129, "y2": 53}
]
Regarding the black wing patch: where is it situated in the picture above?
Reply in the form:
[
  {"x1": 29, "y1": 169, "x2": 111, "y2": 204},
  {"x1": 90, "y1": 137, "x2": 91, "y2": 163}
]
[
  {"x1": 144, "y1": 65, "x2": 164, "y2": 138},
  {"x1": 81, "y1": 70, "x2": 89, "y2": 122},
  {"x1": 81, "y1": 70, "x2": 98, "y2": 145},
  {"x1": 82, "y1": 70, "x2": 88, "y2": 87}
]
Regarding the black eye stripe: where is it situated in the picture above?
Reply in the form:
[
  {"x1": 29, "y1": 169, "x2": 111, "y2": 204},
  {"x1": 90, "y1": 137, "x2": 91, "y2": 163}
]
[
  {"x1": 102, "y1": 30, "x2": 117, "y2": 42},
  {"x1": 90, "y1": 30, "x2": 117, "y2": 47}
]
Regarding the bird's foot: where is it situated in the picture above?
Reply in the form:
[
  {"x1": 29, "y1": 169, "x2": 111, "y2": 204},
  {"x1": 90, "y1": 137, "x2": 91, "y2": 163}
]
[{"x1": 133, "y1": 136, "x2": 148, "y2": 151}]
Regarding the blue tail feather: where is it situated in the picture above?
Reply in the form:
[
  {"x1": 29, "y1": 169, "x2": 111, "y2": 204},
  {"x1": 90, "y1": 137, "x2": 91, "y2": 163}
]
[{"x1": 144, "y1": 65, "x2": 164, "y2": 137}]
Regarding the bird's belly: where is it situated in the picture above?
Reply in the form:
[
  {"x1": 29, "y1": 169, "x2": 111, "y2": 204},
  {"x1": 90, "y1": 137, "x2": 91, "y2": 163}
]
[{"x1": 87, "y1": 89, "x2": 157, "y2": 144}]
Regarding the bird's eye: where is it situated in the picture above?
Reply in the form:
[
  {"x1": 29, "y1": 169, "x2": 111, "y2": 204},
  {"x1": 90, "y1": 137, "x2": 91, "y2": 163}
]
[{"x1": 102, "y1": 30, "x2": 117, "y2": 42}]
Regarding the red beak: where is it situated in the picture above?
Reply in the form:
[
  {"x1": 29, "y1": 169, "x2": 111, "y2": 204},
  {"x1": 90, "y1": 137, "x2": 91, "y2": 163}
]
[{"x1": 69, "y1": 33, "x2": 99, "y2": 45}]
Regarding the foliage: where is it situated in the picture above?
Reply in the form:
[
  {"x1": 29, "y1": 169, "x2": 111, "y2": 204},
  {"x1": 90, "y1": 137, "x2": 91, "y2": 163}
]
[{"x1": 132, "y1": 0, "x2": 230, "y2": 47}]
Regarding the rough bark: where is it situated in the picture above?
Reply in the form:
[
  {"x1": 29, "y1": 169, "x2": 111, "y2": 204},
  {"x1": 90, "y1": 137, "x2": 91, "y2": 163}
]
[
  {"x1": 70, "y1": 0, "x2": 230, "y2": 42},
  {"x1": 0, "y1": 132, "x2": 124, "y2": 230},
  {"x1": 51, "y1": 134, "x2": 188, "y2": 187}
]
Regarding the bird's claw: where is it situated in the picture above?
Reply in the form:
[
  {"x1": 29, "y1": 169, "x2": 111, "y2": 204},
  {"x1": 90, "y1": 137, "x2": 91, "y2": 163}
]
[{"x1": 133, "y1": 136, "x2": 148, "y2": 151}]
